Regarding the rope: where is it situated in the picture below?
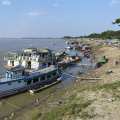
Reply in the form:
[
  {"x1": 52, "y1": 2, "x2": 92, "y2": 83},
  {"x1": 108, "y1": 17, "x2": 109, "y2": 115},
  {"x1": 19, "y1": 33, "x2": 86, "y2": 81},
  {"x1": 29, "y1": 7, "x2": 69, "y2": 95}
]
[
  {"x1": 62, "y1": 72, "x2": 81, "y2": 79},
  {"x1": 61, "y1": 71, "x2": 101, "y2": 80}
]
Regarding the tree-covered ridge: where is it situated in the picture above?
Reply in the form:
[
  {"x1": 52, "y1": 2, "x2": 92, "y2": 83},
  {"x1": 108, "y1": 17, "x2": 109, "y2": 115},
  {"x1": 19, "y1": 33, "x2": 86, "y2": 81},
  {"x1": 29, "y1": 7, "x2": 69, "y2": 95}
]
[
  {"x1": 64, "y1": 30, "x2": 120, "y2": 39},
  {"x1": 64, "y1": 18, "x2": 120, "y2": 39},
  {"x1": 87, "y1": 30, "x2": 120, "y2": 39},
  {"x1": 88, "y1": 18, "x2": 120, "y2": 39}
]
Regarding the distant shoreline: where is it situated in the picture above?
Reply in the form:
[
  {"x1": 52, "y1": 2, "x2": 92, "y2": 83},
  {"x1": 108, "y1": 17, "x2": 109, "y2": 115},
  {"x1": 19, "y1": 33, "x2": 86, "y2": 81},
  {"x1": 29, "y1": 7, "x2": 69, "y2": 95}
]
[{"x1": 0, "y1": 37, "x2": 63, "y2": 39}]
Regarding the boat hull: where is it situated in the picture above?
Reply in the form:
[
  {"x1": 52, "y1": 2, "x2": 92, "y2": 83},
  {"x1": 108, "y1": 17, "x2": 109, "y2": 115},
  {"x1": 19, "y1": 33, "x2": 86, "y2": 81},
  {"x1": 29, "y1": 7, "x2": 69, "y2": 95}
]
[{"x1": 0, "y1": 78, "x2": 60, "y2": 99}]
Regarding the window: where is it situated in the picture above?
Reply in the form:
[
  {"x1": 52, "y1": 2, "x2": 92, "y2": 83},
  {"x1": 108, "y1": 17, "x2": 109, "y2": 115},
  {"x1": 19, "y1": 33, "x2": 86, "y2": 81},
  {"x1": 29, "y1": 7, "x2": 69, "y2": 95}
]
[
  {"x1": 33, "y1": 77, "x2": 39, "y2": 83},
  {"x1": 48, "y1": 62, "x2": 51, "y2": 66},
  {"x1": 8, "y1": 82, "x2": 12, "y2": 85},
  {"x1": 39, "y1": 77, "x2": 41, "y2": 81},
  {"x1": 11, "y1": 61, "x2": 14, "y2": 66},
  {"x1": 22, "y1": 71, "x2": 25, "y2": 76},
  {"x1": 27, "y1": 80, "x2": 31, "y2": 85},
  {"x1": 41, "y1": 76, "x2": 45, "y2": 81},
  {"x1": 42, "y1": 54, "x2": 45, "y2": 58},
  {"x1": 53, "y1": 71, "x2": 57, "y2": 76},
  {"x1": 47, "y1": 74, "x2": 51, "y2": 79},
  {"x1": 18, "y1": 80, "x2": 21, "y2": 83}
]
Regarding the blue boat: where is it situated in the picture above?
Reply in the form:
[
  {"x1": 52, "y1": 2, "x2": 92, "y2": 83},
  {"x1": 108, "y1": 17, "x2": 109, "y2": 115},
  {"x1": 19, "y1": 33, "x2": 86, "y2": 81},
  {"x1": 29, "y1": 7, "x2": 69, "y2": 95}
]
[{"x1": 0, "y1": 65, "x2": 62, "y2": 98}]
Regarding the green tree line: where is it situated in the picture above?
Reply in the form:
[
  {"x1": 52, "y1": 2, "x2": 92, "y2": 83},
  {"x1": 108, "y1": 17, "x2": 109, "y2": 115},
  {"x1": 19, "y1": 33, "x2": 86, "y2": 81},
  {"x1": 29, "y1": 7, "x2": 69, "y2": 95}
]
[{"x1": 63, "y1": 18, "x2": 120, "y2": 39}]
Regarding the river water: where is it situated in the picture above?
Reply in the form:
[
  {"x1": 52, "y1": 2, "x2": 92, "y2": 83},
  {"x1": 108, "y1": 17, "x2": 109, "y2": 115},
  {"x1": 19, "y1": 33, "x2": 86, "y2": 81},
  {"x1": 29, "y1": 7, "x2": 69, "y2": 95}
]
[{"x1": 0, "y1": 38, "x2": 66, "y2": 52}]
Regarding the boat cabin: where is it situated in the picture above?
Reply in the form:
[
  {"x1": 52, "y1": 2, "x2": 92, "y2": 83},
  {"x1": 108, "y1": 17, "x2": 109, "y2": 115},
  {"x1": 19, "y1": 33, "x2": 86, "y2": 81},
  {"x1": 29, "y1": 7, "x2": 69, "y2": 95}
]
[
  {"x1": 5, "y1": 65, "x2": 25, "y2": 79},
  {"x1": 6, "y1": 48, "x2": 56, "y2": 70}
]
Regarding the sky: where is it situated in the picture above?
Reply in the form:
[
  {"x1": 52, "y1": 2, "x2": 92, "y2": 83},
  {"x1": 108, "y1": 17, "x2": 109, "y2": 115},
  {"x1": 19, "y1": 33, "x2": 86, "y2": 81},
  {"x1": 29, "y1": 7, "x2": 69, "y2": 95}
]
[{"x1": 0, "y1": 0, "x2": 120, "y2": 38}]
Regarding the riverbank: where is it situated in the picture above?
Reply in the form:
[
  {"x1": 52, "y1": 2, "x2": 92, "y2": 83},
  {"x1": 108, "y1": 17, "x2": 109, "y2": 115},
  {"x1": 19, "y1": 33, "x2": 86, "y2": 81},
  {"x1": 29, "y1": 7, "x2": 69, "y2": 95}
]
[{"x1": 2, "y1": 39, "x2": 120, "y2": 120}]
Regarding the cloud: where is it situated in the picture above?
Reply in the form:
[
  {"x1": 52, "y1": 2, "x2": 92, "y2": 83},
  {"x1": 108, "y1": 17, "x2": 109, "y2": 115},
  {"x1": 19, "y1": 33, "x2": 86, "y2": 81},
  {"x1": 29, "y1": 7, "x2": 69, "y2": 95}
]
[
  {"x1": 52, "y1": 0, "x2": 64, "y2": 8},
  {"x1": 27, "y1": 11, "x2": 48, "y2": 16},
  {"x1": 110, "y1": 0, "x2": 120, "y2": 6},
  {"x1": 1, "y1": 0, "x2": 12, "y2": 6},
  {"x1": 52, "y1": 2, "x2": 59, "y2": 7}
]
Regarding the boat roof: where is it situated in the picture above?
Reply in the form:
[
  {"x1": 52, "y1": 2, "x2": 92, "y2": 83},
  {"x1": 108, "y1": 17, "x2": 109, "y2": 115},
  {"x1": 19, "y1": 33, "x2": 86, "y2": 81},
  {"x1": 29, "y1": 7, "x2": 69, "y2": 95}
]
[
  {"x1": 0, "y1": 65, "x2": 57, "y2": 84},
  {"x1": 65, "y1": 50, "x2": 80, "y2": 57},
  {"x1": 23, "y1": 48, "x2": 52, "y2": 54},
  {"x1": 6, "y1": 65, "x2": 25, "y2": 72},
  {"x1": 7, "y1": 48, "x2": 53, "y2": 58},
  {"x1": 30, "y1": 65, "x2": 57, "y2": 75},
  {"x1": 38, "y1": 48, "x2": 52, "y2": 54}
]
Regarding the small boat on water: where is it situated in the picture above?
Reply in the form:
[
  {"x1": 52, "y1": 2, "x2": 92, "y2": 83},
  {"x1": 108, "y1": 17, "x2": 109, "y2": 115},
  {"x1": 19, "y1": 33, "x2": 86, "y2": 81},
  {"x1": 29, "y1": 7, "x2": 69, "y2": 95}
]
[{"x1": 0, "y1": 65, "x2": 61, "y2": 98}]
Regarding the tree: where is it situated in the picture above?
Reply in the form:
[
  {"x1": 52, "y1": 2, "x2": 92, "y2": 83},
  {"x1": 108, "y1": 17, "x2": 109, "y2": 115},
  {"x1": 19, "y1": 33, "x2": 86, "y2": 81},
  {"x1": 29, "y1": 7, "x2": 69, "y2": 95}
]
[{"x1": 113, "y1": 18, "x2": 120, "y2": 26}]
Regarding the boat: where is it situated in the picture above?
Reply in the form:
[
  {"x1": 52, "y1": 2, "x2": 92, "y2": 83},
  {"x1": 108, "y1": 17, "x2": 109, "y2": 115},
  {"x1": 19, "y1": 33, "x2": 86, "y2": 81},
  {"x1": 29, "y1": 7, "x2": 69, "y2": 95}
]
[
  {"x1": 0, "y1": 65, "x2": 62, "y2": 98},
  {"x1": 5, "y1": 48, "x2": 56, "y2": 70},
  {"x1": 0, "y1": 48, "x2": 62, "y2": 99}
]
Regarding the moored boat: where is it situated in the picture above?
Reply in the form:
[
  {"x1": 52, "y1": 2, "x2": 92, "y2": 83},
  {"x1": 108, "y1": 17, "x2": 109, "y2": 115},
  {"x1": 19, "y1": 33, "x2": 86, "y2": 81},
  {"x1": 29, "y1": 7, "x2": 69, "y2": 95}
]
[{"x1": 0, "y1": 65, "x2": 61, "y2": 98}]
